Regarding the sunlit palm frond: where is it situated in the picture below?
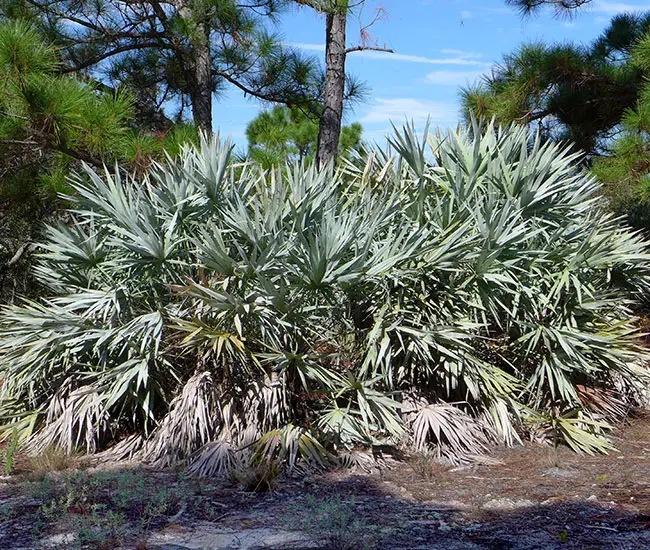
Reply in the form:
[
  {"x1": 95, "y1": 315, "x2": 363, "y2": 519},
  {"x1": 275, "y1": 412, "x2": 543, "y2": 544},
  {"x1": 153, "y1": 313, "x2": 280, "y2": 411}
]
[
  {"x1": 252, "y1": 424, "x2": 331, "y2": 473},
  {"x1": 406, "y1": 401, "x2": 491, "y2": 464}
]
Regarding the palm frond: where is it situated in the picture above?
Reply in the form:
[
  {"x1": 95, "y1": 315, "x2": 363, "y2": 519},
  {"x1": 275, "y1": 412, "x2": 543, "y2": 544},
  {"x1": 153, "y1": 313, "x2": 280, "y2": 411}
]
[{"x1": 407, "y1": 401, "x2": 491, "y2": 464}]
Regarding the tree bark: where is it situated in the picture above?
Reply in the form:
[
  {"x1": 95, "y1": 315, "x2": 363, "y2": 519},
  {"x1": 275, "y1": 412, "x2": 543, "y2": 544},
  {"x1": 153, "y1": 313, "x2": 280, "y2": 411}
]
[
  {"x1": 316, "y1": 9, "x2": 346, "y2": 168},
  {"x1": 190, "y1": 23, "x2": 213, "y2": 134},
  {"x1": 172, "y1": 0, "x2": 213, "y2": 134}
]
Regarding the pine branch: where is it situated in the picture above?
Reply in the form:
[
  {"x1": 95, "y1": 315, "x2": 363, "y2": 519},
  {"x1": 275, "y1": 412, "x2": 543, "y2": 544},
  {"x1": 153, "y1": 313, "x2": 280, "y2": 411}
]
[
  {"x1": 345, "y1": 45, "x2": 394, "y2": 54},
  {"x1": 60, "y1": 41, "x2": 167, "y2": 73},
  {"x1": 0, "y1": 110, "x2": 30, "y2": 121},
  {"x1": 214, "y1": 70, "x2": 312, "y2": 106},
  {"x1": 506, "y1": 0, "x2": 593, "y2": 16},
  {"x1": 0, "y1": 139, "x2": 39, "y2": 146}
]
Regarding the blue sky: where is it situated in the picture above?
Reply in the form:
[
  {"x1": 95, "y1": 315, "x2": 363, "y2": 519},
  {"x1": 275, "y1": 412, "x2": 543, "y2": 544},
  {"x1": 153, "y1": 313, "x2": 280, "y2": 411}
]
[{"x1": 214, "y1": 0, "x2": 650, "y2": 151}]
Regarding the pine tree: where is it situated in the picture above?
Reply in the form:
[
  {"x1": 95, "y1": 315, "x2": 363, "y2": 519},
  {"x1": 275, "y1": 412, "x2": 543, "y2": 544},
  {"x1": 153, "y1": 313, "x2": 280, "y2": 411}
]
[
  {"x1": 246, "y1": 104, "x2": 362, "y2": 167},
  {"x1": 462, "y1": 13, "x2": 650, "y2": 156},
  {"x1": 1, "y1": 0, "x2": 320, "y2": 133},
  {"x1": 0, "y1": 21, "x2": 136, "y2": 195},
  {"x1": 592, "y1": 30, "x2": 650, "y2": 232}
]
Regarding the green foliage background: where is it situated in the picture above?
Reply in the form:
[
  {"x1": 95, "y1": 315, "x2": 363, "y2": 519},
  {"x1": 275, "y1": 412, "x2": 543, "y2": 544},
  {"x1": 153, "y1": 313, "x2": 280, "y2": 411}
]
[{"x1": 462, "y1": 12, "x2": 650, "y2": 235}]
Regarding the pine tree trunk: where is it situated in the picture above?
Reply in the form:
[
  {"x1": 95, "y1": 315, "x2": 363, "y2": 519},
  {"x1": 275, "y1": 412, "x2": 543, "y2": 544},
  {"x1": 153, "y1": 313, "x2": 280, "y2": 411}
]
[
  {"x1": 174, "y1": 0, "x2": 213, "y2": 134},
  {"x1": 316, "y1": 10, "x2": 346, "y2": 168},
  {"x1": 191, "y1": 26, "x2": 213, "y2": 135}
]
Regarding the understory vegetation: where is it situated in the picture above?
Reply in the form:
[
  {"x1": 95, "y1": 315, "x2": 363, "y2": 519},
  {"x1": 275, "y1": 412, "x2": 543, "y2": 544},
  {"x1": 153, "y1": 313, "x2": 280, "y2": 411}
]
[
  {"x1": 0, "y1": 121, "x2": 649, "y2": 474},
  {"x1": 0, "y1": 467, "x2": 195, "y2": 548}
]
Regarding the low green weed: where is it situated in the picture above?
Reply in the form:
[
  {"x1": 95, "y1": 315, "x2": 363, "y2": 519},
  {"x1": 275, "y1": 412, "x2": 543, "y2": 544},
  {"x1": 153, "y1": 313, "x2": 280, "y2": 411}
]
[
  {"x1": 2, "y1": 430, "x2": 19, "y2": 475},
  {"x1": 24, "y1": 469, "x2": 188, "y2": 549},
  {"x1": 302, "y1": 495, "x2": 375, "y2": 550}
]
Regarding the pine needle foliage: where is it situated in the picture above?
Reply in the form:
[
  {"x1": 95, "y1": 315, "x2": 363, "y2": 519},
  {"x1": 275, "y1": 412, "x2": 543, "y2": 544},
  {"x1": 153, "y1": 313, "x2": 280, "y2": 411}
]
[
  {"x1": 0, "y1": 20, "x2": 200, "y2": 197},
  {"x1": 246, "y1": 105, "x2": 363, "y2": 168},
  {"x1": 462, "y1": 13, "x2": 650, "y2": 156},
  {"x1": 0, "y1": 121, "x2": 648, "y2": 470},
  {"x1": 0, "y1": 21, "x2": 134, "y2": 173},
  {"x1": 592, "y1": 28, "x2": 650, "y2": 233}
]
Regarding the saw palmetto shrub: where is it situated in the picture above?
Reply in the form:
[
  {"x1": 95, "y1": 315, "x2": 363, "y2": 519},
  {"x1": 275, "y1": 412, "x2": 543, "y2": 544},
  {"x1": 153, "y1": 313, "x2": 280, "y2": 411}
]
[{"x1": 1, "y1": 121, "x2": 649, "y2": 471}]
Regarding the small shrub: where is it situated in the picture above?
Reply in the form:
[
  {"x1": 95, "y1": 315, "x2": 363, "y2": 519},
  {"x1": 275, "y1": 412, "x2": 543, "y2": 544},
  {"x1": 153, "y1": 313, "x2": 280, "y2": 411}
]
[
  {"x1": 410, "y1": 452, "x2": 448, "y2": 481},
  {"x1": 27, "y1": 446, "x2": 80, "y2": 478},
  {"x1": 228, "y1": 460, "x2": 278, "y2": 492}
]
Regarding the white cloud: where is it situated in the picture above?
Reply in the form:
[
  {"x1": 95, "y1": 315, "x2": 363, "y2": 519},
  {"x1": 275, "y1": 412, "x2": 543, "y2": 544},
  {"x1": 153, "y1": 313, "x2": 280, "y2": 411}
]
[
  {"x1": 425, "y1": 70, "x2": 486, "y2": 85},
  {"x1": 286, "y1": 42, "x2": 325, "y2": 52},
  {"x1": 460, "y1": 9, "x2": 474, "y2": 19},
  {"x1": 591, "y1": 2, "x2": 650, "y2": 13},
  {"x1": 285, "y1": 43, "x2": 489, "y2": 66},
  {"x1": 360, "y1": 98, "x2": 458, "y2": 126},
  {"x1": 440, "y1": 49, "x2": 483, "y2": 58},
  {"x1": 354, "y1": 51, "x2": 488, "y2": 65}
]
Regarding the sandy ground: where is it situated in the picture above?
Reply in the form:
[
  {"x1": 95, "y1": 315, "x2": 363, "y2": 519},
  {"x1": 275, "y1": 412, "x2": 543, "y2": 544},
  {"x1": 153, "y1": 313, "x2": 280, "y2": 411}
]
[{"x1": 3, "y1": 412, "x2": 650, "y2": 549}]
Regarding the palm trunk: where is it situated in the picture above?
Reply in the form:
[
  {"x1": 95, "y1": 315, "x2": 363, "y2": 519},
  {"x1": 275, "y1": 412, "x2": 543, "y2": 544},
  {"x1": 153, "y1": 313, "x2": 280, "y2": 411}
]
[{"x1": 316, "y1": 10, "x2": 346, "y2": 168}]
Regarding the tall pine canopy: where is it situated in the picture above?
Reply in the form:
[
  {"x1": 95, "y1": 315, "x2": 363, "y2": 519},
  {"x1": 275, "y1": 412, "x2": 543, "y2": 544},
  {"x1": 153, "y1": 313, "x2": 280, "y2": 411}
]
[{"x1": 1, "y1": 0, "x2": 320, "y2": 132}]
